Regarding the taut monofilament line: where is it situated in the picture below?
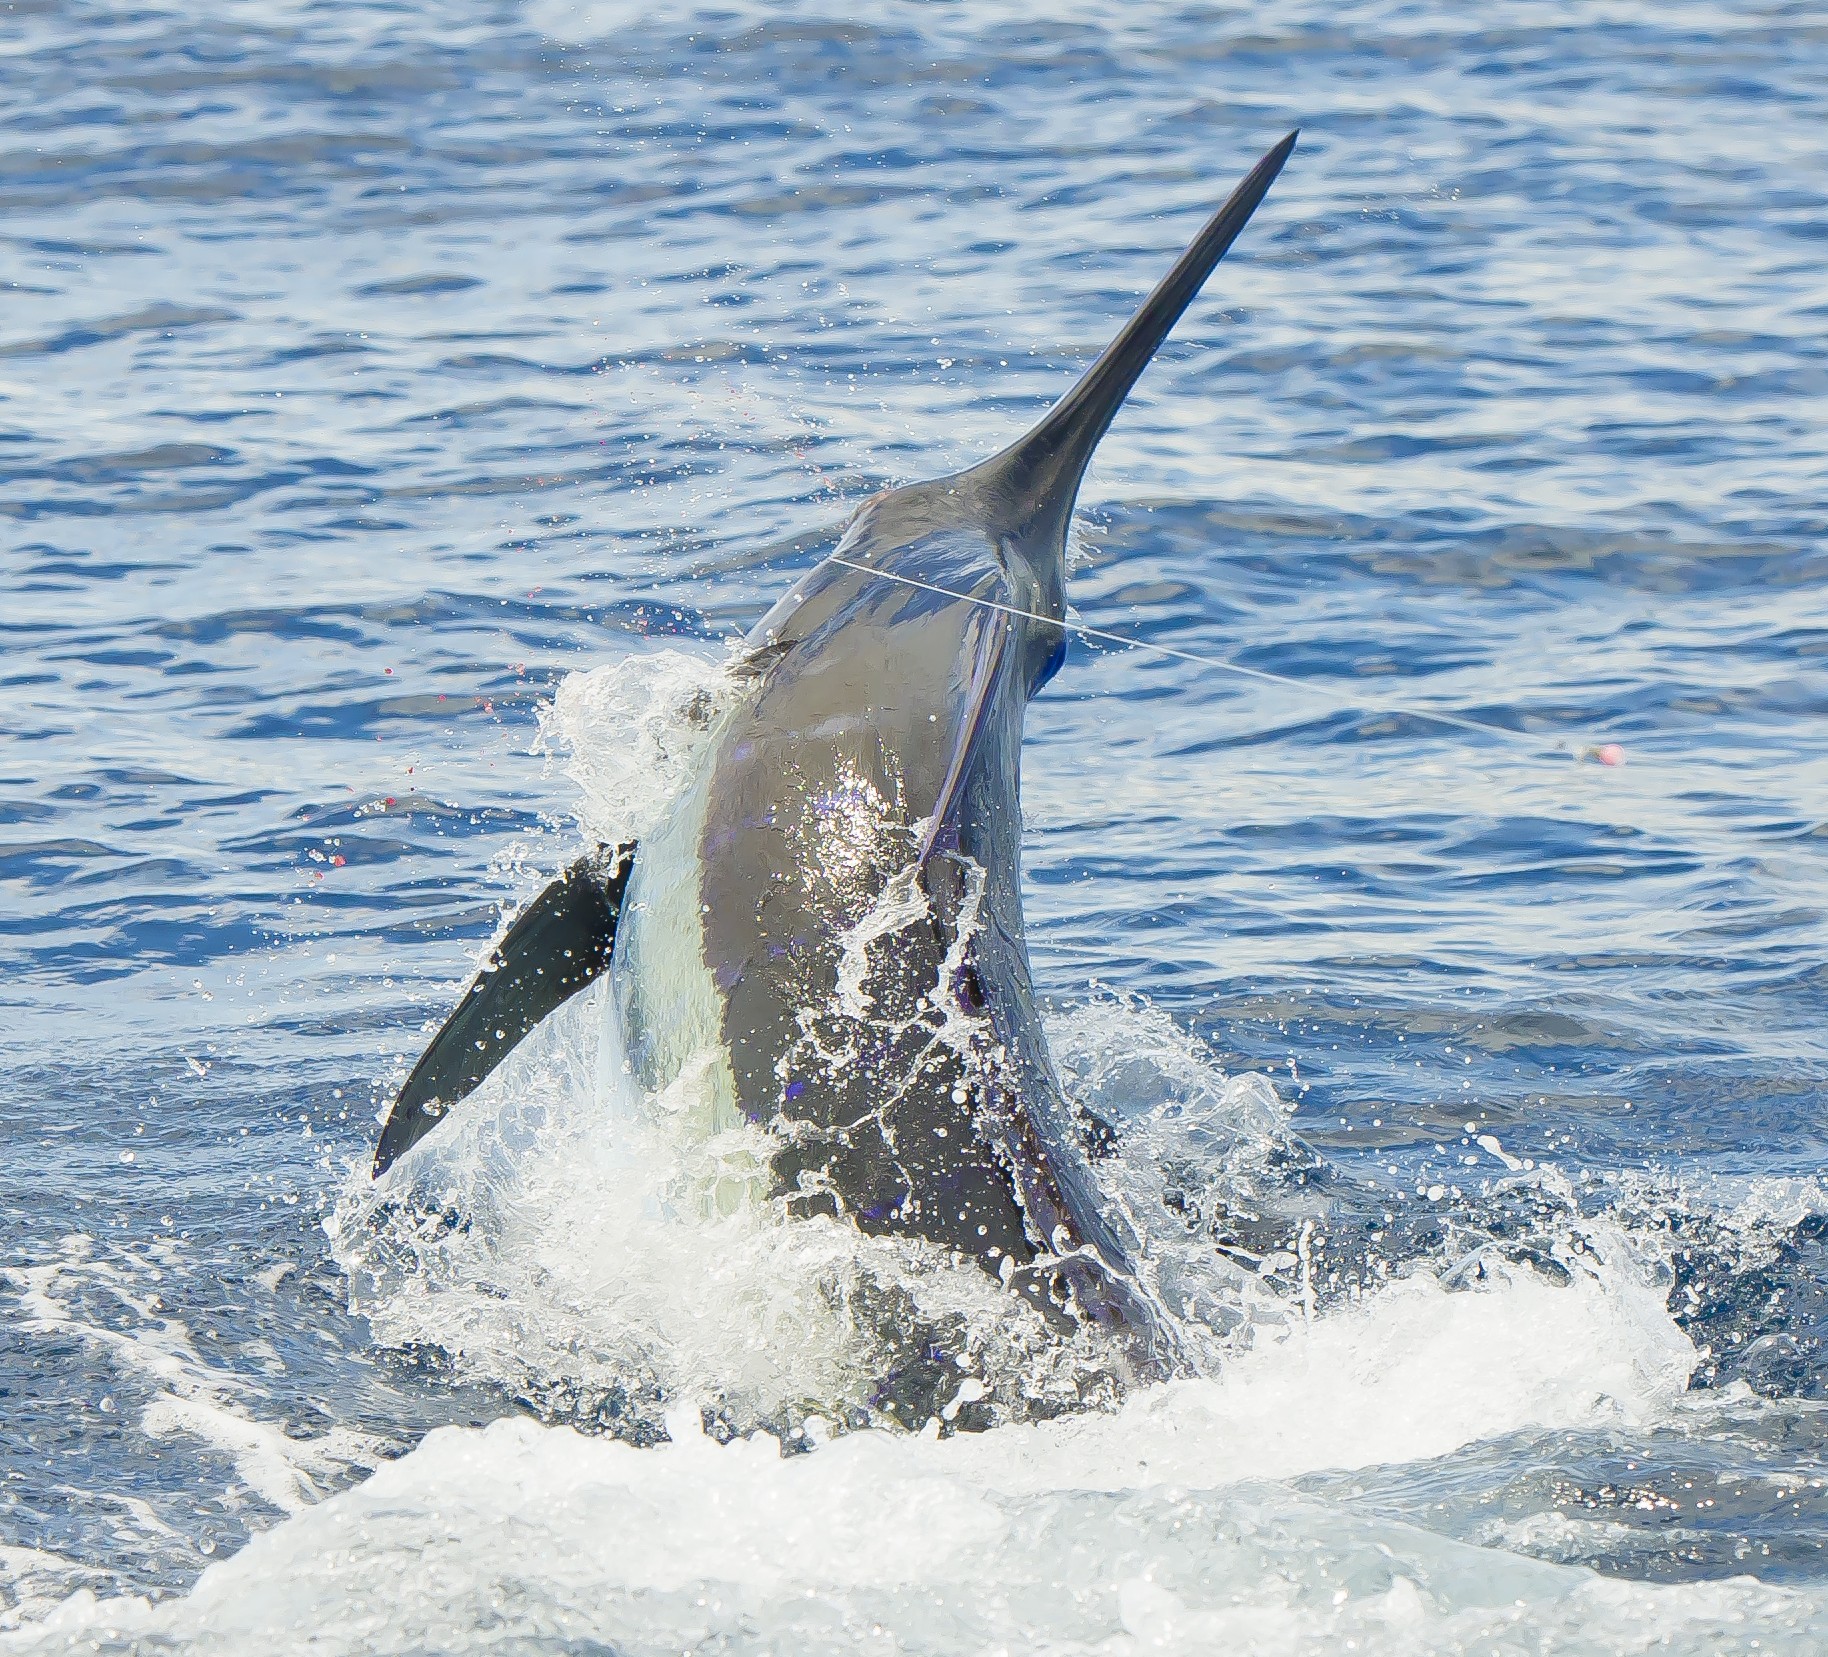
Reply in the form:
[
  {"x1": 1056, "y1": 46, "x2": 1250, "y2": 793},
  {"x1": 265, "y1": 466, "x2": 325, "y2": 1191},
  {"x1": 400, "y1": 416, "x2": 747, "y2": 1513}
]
[{"x1": 825, "y1": 552, "x2": 1626, "y2": 767}]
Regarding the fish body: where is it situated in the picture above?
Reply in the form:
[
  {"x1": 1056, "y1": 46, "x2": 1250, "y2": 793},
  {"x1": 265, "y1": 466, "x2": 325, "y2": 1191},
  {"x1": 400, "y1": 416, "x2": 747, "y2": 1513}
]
[{"x1": 373, "y1": 133, "x2": 1299, "y2": 1368}]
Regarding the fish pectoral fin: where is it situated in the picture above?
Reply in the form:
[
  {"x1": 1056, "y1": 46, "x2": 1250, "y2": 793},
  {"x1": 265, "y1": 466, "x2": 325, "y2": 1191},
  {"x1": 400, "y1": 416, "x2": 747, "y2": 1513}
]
[
  {"x1": 371, "y1": 842, "x2": 635, "y2": 1177},
  {"x1": 916, "y1": 604, "x2": 1009, "y2": 864}
]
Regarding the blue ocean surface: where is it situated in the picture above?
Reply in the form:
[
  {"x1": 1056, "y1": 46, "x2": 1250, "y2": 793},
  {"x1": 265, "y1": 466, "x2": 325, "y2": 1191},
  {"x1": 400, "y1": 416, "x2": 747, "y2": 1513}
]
[{"x1": 3, "y1": 1, "x2": 1826, "y2": 1650}]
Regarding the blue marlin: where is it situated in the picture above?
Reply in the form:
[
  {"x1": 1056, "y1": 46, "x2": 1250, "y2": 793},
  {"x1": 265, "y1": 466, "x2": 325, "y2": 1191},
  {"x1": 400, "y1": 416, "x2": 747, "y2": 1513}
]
[{"x1": 374, "y1": 133, "x2": 1297, "y2": 1372}]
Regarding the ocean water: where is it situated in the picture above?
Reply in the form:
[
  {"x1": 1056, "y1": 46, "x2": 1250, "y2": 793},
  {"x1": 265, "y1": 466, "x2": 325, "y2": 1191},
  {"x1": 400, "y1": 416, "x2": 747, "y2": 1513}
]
[{"x1": 4, "y1": 0, "x2": 1827, "y2": 1650}]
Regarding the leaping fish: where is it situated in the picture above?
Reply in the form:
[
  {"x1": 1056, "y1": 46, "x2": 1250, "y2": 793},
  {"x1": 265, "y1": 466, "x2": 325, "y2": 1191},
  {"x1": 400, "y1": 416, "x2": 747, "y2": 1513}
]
[{"x1": 374, "y1": 132, "x2": 1298, "y2": 1374}]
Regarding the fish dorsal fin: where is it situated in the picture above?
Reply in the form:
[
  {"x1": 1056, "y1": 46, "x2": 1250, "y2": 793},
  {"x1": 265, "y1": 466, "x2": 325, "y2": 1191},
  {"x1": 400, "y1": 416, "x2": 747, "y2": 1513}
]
[{"x1": 969, "y1": 130, "x2": 1297, "y2": 550}]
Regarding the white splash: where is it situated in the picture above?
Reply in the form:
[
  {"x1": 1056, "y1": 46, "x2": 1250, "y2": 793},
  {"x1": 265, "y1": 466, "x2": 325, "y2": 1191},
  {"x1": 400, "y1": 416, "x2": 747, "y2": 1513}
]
[
  {"x1": 35, "y1": 653, "x2": 1797, "y2": 1655},
  {"x1": 332, "y1": 975, "x2": 1099, "y2": 1435},
  {"x1": 5, "y1": 1239, "x2": 1776, "y2": 1657},
  {"x1": 833, "y1": 864, "x2": 931, "y2": 1020},
  {"x1": 535, "y1": 644, "x2": 738, "y2": 848}
]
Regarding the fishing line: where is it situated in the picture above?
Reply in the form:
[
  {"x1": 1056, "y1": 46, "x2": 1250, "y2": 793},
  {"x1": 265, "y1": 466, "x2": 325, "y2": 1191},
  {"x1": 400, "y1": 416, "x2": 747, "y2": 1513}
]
[{"x1": 826, "y1": 553, "x2": 1625, "y2": 767}]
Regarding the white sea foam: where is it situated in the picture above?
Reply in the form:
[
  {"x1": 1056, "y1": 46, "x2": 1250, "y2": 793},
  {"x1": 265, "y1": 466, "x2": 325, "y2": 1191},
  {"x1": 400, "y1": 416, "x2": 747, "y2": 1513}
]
[
  {"x1": 0, "y1": 1238, "x2": 375, "y2": 1521},
  {"x1": 11, "y1": 1243, "x2": 1807, "y2": 1657},
  {"x1": 299, "y1": 905, "x2": 1762, "y2": 1656},
  {"x1": 12, "y1": 653, "x2": 1814, "y2": 1653},
  {"x1": 0, "y1": 1549, "x2": 105, "y2": 1636}
]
